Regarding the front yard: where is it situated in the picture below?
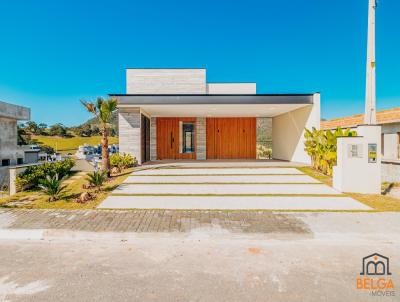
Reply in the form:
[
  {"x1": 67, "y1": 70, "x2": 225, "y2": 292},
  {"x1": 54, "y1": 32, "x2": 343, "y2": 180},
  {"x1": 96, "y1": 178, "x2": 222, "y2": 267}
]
[{"x1": 1, "y1": 164, "x2": 399, "y2": 211}]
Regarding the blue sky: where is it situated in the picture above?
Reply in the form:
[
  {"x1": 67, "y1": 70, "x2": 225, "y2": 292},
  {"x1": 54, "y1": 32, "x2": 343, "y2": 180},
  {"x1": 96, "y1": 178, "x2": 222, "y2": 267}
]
[{"x1": 0, "y1": 0, "x2": 399, "y2": 126}]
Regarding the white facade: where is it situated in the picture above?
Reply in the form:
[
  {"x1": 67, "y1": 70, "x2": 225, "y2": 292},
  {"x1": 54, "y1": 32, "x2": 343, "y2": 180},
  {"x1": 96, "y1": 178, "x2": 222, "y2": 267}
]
[{"x1": 206, "y1": 83, "x2": 256, "y2": 94}]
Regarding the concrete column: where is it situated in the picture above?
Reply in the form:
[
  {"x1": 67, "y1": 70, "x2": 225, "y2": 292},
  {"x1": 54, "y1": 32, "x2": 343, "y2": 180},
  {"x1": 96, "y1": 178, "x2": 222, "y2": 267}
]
[
  {"x1": 150, "y1": 117, "x2": 157, "y2": 161},
  {"x1": 118, "y1": 108, "x2": 142, "y2": 164},
  {"x1": 196, "y1": 118, "x2": 206, "y2": 160}
]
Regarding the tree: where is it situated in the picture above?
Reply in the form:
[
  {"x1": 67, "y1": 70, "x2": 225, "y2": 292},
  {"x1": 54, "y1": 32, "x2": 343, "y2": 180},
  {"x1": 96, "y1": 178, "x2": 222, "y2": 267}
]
[
  {"x1": 78, "y1": 124, "x2": 92, "y2": 137},
  {"x1": 26, "y1": 121, "x2": 39, "y2": 134},
  {"x1": 38, "y1": 123, "x2": 48, "y2": 135},
  {"x1": 49, "y1": 123, "x2": 67, "y2": 137},
  {"x1": 81, "y1": 97, "x2": 118, "y2": 174}
]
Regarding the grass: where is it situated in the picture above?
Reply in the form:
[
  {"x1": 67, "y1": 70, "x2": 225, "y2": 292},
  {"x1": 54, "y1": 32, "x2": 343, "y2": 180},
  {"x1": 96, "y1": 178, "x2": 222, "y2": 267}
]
[
  {"x1": 32, "y1": 135, "x2": 119, "y2": 154},
  {"x1": 298, "y1": 166, "x2": 400, "y2": 212},
  {"x1": 111, "y1": 193, "x2": 345, "y2": 197},
  {"x1": 0, "y1": 169, "x2": 133, "y2": 210},
  {"x1": 122, "y1": 182, "x2": 322, "y2": 185},
  {"x1": 129, "y1": 174, "x2": 304, "y2": 177}
]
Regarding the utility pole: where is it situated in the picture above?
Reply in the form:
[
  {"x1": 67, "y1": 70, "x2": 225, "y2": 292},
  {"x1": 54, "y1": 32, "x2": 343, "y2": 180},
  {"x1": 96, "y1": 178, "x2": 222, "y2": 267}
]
[{"x1": 364, "y1": 0, "x2": 377, "y2": 124}]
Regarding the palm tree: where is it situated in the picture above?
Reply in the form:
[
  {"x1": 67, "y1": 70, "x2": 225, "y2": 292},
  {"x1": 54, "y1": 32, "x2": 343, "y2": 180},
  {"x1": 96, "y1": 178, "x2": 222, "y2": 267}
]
[{"x1": 81, "y1": 97, "x2": 117, "y2": 174}]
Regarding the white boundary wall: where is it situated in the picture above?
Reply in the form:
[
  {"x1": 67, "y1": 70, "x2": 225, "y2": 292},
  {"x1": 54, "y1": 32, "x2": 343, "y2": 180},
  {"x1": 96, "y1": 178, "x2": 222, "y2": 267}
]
[{"x1": 333, "y1": 125, "x2": 381, "y2": 194}]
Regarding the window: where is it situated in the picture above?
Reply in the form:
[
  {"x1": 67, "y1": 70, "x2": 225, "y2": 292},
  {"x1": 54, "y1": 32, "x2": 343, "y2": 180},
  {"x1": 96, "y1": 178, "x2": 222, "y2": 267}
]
[
  {"x1": 1, "y1": 159, "x2": 10, "y2": 166},
  {"x1": 17, "y1": 158, "x2": 24, "y2": 165},
  {"x1": 182, "y1": 123, "x2": 195, "y2": 153},
  {"x1": 398, "y1": 133, "x2": 400, "y2": 159}
]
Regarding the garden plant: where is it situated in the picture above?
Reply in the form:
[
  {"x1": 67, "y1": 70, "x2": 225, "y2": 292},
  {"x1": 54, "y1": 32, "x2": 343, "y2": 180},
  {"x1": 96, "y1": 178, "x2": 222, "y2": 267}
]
[
  {"x1": 16, "y1": 158, "x2": 75, "y2": 191},
  {"x1": 38, "y1": 174, "x2": 67, "y2": 202},
  {"x1": 110, "y1": 153, "x2": 137, "y2": 174},
  {"x1": 86, "y1": 170, "x2": 108, "y2": 192},
  {"x1": 304, "y1": 127, "x2": 357, "y2": 176}
]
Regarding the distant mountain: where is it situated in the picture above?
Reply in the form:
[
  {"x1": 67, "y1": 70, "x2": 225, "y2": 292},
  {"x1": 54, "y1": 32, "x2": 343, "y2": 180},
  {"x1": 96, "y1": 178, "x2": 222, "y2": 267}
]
[
  {"x1": 73, "y1": 111, "x2": 118, "y2": 136},
  {"x1": 84, "y1": 111, "x2": 118, "y2": 128}
]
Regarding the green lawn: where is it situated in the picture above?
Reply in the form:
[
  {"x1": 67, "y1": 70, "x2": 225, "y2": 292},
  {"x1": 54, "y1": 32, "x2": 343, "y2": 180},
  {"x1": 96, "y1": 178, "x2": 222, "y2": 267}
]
[{"x1": 32, "y1": 135, "x2": 119, "y2": 154}]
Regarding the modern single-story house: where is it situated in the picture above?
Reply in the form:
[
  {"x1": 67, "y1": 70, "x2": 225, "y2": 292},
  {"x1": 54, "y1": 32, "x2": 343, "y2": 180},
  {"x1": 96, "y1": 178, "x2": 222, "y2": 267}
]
[{"x1": 112, "y1": 68, "x2": 320, "y2": 165}]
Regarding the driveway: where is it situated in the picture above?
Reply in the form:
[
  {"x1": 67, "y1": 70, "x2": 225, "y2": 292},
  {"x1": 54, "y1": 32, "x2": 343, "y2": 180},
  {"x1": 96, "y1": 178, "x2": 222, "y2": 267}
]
[{"x1": 98, "y1": 164, "x2": 370, "y2": 210}]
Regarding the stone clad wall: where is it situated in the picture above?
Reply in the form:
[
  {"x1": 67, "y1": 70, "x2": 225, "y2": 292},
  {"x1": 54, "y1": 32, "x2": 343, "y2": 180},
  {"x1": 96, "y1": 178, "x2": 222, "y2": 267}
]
[
  {"x1": 196, "y1": 118, "x2": 206, "y2": 160},
  {"x1": 150, "y1": 117, "x2": 157, "y2": 161},
  {"x1": 118, "y1": 108, "x2": 141, "y2": 164}
]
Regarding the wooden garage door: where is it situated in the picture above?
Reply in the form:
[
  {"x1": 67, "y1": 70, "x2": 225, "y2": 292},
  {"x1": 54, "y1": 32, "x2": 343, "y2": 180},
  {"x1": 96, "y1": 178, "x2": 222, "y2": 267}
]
[{"x1": 206, "y1": 118, "x2": 256, "y2": 159}]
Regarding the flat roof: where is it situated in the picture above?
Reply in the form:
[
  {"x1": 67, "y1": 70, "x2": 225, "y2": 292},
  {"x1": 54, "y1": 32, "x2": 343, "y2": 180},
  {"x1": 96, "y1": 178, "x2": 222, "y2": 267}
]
[
  {"x1": 110, "y1": 94, "x2": 315, "y2": 105},
  {"x1": 0, "y1": 101, "x2": 30, "y2": 120}
]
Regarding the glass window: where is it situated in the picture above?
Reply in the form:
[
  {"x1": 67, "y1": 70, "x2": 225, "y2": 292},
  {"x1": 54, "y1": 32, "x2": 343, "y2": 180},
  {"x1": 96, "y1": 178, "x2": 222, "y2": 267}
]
[
  {"x1": 182, "y1": 123, "x2": 195, "y2": 153},
  {"x1": 17, "y1": 158, "x2": 24, "y2": 165},
  {"x1": 1, "y1": 159, "x2": 10, "y2": 166}
]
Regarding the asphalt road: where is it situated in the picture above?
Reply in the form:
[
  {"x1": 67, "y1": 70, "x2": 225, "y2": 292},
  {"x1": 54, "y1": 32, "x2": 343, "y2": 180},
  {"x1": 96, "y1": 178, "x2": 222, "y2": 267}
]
[{"x1": 0, "y1": 213, "x2": 399, "y2": 302}]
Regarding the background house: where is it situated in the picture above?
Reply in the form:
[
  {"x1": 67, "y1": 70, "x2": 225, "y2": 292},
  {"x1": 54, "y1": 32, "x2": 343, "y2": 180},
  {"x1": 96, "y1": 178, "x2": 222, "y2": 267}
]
[
  {"x1": 0, "y1": 101, "x2": 31, "y2": 190},
  {"x1": 321, "y1": 107, "x2": 400, "y2": 182}
]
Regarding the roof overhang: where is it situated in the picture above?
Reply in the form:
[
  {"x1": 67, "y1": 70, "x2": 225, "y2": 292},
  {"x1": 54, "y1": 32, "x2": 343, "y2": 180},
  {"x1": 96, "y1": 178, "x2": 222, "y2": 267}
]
[{"x1": 112, "y1": 94, "x2": 315, "y2": 118}]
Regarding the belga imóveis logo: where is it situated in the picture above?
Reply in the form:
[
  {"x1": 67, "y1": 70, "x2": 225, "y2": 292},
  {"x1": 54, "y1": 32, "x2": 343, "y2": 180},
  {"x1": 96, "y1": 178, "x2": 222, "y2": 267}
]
[{"x1": 356, "y1": 253, "x2": 395, "y2": 297}]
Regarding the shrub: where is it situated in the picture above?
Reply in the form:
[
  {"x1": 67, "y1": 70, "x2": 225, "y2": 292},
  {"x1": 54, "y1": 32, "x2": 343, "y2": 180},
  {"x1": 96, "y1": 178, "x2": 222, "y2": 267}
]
[
  {"x1": 38, "y1": 174, "x2": 67, "y2": 202},
  {"x1": 110, "y1": 153, "x2": 137, "y2": 173},
  {"x1": 304, "y1": 127, "x2": 357, "y2": 176},
  {"x1": 16, "y1": 158, "x2": 75, "y2": 191},
  {"x1": 86, "y1": 170, "x2": 108, "y2": 191},
  {"x1": 257, "y1": 145, "x2": 272, "y2": 159}
]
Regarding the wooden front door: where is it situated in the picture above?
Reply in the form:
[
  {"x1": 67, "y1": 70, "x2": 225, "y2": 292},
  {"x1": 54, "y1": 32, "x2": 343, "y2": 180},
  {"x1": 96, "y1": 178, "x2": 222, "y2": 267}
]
[
  {"x1": 206, "y1": 118, "x2": 256, "y2": 159},
  {"x1": 156, "y1": 118, "x2": 196, "y2": 160}
]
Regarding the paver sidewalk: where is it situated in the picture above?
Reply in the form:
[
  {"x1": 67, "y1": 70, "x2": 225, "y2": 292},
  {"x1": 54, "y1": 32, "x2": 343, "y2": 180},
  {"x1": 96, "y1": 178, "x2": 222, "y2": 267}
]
[{"x1": 0, "y1": 209, "x2": 310, "y2": 234}]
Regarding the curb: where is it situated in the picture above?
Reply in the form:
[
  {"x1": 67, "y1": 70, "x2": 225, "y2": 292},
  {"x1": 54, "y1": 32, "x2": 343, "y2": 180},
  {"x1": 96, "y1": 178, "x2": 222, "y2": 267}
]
[{"x1": 0, "y1": 228, "x2": 309, "y2": 241}]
